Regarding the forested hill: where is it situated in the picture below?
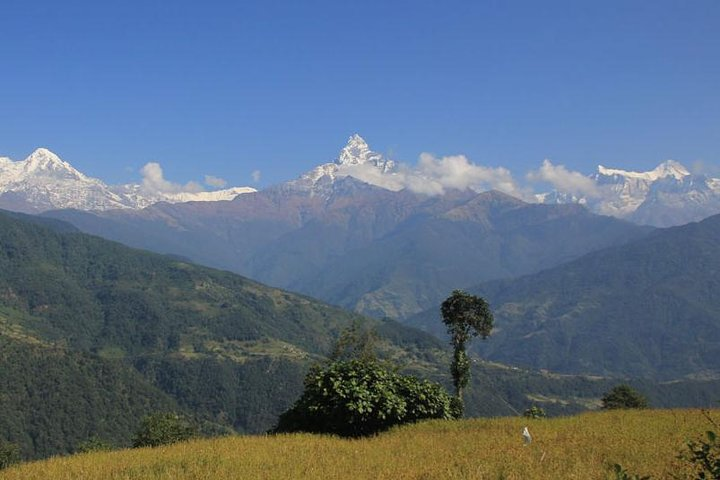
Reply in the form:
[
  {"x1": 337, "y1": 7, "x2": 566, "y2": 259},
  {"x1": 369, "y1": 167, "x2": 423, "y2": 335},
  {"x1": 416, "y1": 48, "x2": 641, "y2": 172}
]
[{"x1": 0, "y1": 209, "x2": 447, "y2": 458}]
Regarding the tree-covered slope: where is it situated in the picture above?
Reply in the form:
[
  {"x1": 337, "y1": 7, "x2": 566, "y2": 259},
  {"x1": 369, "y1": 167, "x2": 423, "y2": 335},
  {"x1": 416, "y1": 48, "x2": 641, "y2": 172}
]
[
  {"x1": 408, "y1": 214, "x2": 720, "y2": 380},
  {"x1": 0, "y1": 210, "x2": 447, "y2": 458},
  {"x1": 0, "y1": 336, "x2": 179, "y2": 460}
]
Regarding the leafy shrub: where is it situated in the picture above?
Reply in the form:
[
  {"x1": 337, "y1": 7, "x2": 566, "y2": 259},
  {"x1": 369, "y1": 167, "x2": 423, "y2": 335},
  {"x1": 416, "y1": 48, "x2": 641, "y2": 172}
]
[
  {"x1": 75, "y1": 437, "x2": 114, "y2": 454},
  {"x1": 274, "y1": 359, "x2": 452, "y2": 437},
  {"x1": 601, "y1": 385, "x2": 648, "y2": 410},
  {"x1": 680, "y1": 429, "x2": 720, "y2": 479},
  {"x1": 132, "y1": 412, "x2": 197, "y2": 448},
  {"x1": 0, "y1": 440, "x2": 20, "y2": 470},
  {"x1": 523, "y1": 405, "x2": 547, "y2": 419}
]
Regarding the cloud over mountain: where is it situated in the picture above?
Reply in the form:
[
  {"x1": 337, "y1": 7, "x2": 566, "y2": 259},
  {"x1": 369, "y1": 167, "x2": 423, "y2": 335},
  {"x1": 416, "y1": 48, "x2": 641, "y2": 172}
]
[
  {"x1": 527, "y1": 159, "x2": 601, "y2": 198},
  {"x1": 140, "y1": 162, "x2": 204, "y2": 194}
]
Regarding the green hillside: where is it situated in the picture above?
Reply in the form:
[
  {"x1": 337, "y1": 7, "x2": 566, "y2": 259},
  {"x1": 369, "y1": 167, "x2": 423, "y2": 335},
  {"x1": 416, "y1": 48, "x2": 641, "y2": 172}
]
[
  {"x1": 0, "y1": 210, "x2": 446, "y2": 458},
  {"x1": 0, "y1": 336, "x2": 178, "y2": 459}
]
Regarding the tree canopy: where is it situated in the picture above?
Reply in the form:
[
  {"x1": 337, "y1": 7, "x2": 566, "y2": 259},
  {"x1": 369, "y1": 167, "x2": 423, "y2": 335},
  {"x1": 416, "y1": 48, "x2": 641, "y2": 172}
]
[
  {"x1": 274, "y1": 359, "x2": 452, "y2": 437},
  {"x1": 601, "y1": 385, "x2": 649, "y2": 410},
  {"x1": 441, "y1": 290, "x2": 494, "y2": 416}
]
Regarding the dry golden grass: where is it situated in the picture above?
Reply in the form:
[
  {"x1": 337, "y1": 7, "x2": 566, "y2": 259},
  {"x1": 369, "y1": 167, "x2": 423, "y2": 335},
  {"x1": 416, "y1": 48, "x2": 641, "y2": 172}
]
[{"x1": 2, "y1": 409, "x2": 716, "y2": 480}]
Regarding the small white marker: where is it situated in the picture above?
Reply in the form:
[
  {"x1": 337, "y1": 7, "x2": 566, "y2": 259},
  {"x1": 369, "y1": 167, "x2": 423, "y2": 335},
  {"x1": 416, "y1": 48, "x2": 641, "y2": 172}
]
[{"x1": 522, "y1": 426, "x2": 532, "y2": 445}]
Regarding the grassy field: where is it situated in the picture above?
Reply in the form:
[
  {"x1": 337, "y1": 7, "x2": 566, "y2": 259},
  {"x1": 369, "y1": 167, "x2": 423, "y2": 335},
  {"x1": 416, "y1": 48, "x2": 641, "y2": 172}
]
[{"x1": 1, "y1": 409, "x2": 716, "y2": 479}]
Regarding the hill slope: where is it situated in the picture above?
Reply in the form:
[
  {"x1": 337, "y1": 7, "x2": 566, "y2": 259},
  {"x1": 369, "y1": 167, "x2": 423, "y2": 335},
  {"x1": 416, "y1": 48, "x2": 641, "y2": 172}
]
[
  {"x1": 408, "y1": 214, "x2": 720, "y2": 379},
  {"x1": 0, "y1": 210, "x2": 447, "y2": 458}
]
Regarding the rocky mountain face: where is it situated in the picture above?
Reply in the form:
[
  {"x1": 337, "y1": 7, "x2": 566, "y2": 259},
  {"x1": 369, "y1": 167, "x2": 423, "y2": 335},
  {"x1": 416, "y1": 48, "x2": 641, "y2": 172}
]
[
  {"x1": 45, "y1": 137, "x2": 651, "y2": 320},
  {"x1": 0, "y1": 148, "x2": 255, "y2": 213},
  {"x1": 537, "y1": 160, "x2": 720, "y2": 227}
]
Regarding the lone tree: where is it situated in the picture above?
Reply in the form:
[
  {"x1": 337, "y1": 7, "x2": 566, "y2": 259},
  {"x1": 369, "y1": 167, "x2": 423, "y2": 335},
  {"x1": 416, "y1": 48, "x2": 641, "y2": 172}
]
[
  {"x1": 441, "y1": 290, "x2": 494, "y2": 417},
  {"x1": 601, "y1": 384, "x2": 649, "y2": 410}
]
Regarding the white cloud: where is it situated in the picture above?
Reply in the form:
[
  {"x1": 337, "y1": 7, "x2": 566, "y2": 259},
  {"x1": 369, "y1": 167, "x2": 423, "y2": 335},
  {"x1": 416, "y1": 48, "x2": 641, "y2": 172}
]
[
  {"x1": 204, "y1": 175, "x2": 227, "y2": 188},
  {"x1": 251, "y1": 170, "x2": 262, "y2": 183},
  {"x1": 140, "y1": 162, "x2": 203, "y2": 194},
  {"x1": 336, "y1": 153, "x2": 525, "y2": 198},
  {"x1": 337, "y1": 163, "x2": 408, "y2": 192},
  {"x1": 414, "y1": 153, "x2": 522, "y2": 197},
  {"x1": 526, "y1": 159, "x2": 600, "y2": 198}
]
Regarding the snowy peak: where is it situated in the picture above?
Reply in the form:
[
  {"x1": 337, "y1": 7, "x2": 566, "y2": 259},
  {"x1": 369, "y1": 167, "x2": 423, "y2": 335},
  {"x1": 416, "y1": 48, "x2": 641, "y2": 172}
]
[
  {"x1": 291, "y1": 134, "x2": 397, "y2": 193},
  {"x1": 337, "y1": 134, "x2": 377, "y2": 166},
  {"x1": 0, "y1": 148, "x2": 254, "y2": 212},
  {"x1": 537, "y1": 158, "x2": 720, "y2": 226},
  {"x1": 22, "y1": 148, "x2": 87, "y2": 180},
  {"x1": 597, "y1": 160, "x2": 690, "y2": 182},
  {"x1": 651, "y1": 160, "x2": 691, "y2": 180},
  {"x1": 25, "y1": 148, "x2": 65, "y2": 168},
  {"x1": 336, "y1": 134, "x2": 395, "y2": 172}
]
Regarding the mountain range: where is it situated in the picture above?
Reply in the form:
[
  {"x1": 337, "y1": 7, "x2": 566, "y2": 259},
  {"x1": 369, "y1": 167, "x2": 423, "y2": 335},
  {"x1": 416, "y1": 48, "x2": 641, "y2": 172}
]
[
  {"x1": 2, "y1": 136, "x2": 720, "y2": 227},
  {"x1": 44, "y1": 181, "x2": 650, "y2": 320},
  {"x1": 537, "y1": 160, "x2": 720, "y2": 227},
  {"x1": 0, "y1": 136, "x2": 649, "y2": 320},
  {"x1": 0, "y1": 148, "x2": 255, "y2": 213}
]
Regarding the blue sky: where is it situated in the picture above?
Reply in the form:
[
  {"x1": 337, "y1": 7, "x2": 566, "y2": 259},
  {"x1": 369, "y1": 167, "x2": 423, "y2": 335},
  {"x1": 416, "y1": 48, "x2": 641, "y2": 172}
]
[{"x1": 2, "y1": 0, "x2": 719, "y2": 189}]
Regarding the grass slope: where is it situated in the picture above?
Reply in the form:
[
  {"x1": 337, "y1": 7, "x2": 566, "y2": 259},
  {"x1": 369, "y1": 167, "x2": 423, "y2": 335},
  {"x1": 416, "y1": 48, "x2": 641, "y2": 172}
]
[{"x1": 2, "y1": 409, "x2": 717, "y2": 479}]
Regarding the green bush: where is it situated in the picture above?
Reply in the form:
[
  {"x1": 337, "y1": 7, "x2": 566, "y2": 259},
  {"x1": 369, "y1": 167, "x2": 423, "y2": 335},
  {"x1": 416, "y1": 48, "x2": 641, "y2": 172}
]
[
  {"x1": 680, "y1": 429, "x2": 720, "y2": 479},
  {"x1": 132, "y1": 412, "x2": 197, "y2": 448},
  {"x1": 75, "y1": 437, "x2": 114, "y2": 454},
  {"x1": 601, "y1": 385, "x2": 649, "y2": 410},
  {"x1": 523, "y1": 405, "x2": 547, "y2": 419},
  {"x1": 274, "y1": 359, "x2": 452, "y2": 437},
  {"x1": 0, "y1": 440, "x2": 20, "y2": 470}
]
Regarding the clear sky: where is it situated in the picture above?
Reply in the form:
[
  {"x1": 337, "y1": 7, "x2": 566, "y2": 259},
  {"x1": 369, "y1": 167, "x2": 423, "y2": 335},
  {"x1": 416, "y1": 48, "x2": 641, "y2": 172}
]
[{"x1": 2, "y1": 0, "x2": 719, "y2": 189}]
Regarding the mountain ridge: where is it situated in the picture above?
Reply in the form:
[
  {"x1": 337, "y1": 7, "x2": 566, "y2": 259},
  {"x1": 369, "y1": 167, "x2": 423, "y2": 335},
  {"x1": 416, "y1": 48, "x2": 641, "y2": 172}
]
[
  {"x1": 5, "y1": 136, "x2": 720, "y2": 227},
  {"x1": 406, "y1": 213, "x2": 720, "y2": 380},
  {"x1": 46, "y1": 185, "x2": 651, "y2": 320},
  {"x1": 0, "y1": 148, "x2": 256, "y2": 213}
]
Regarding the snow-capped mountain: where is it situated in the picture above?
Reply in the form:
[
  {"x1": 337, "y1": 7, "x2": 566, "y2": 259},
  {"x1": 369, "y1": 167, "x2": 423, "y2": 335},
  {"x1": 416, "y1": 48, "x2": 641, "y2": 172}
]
[
  {"x1": 593, "y1": 160, "x2": 690, "y2": 217},
  {"x1": 282, "y1": 134, "x2": 397, "y2": 195},
  {"x1": 4, "y1": 138, "x2": 719, "y2": 227},
  {"x1": 538, "y1": 160, "x2": 720, "y2": 227},
  {"x1": 0, "y1": 148, "x2": 255, "y2": 213}
]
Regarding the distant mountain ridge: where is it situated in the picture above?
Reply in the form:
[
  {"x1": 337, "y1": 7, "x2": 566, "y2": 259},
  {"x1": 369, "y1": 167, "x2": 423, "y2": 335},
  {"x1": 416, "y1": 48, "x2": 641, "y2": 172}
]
[
  {"x1": 46, "y1": 180, "x2": 650, "y2": 320},
  {"x1": 0, "y1": 148, "x2": 255, "y2": 213},
  {"x1": 5, "y1": 136, "x2": 720, "y2": 227},
  {"x1": 537, "y1": 160, "x2": 720, "y2": 227}
]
